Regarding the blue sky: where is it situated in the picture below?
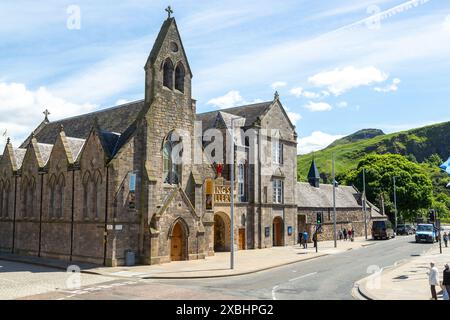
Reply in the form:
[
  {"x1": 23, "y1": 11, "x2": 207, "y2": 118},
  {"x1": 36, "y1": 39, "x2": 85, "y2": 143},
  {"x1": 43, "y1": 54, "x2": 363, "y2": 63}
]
[{"x1": 1, "y1": 0, "x2": 450, "y2": 154}]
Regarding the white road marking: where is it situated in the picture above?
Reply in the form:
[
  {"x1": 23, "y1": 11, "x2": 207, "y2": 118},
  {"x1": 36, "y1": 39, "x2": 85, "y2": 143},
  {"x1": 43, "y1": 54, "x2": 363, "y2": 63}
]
[
  {"x1": 272, "y1": 272, "x2": 318, "y2": 300},
  {"x1": 271, "y1": 285, "x2": 280, "y2": 300},
  {"x1": 289, "y1": 272, "x2": 317, "y2": 282}
]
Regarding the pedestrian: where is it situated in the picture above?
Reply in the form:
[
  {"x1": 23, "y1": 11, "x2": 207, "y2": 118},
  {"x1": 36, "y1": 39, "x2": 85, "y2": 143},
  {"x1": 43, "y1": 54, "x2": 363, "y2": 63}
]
[
  {"x1": 343, "y1": 228, "x2": 348, "y2": 241},
  {"x1": 348, "y1": 229, "x2": 352, "y2": 241},
  {"x1": 338, "y1": 230, "x2": 343, "y2": 241},
  {"x1": 444, "y1": 232, "x2": 448, "y2": 248},
  {"x1": 313, "y1": 232, "x2": 318, "y2": 248},
  {"x1": 298, "y1": 232, "x2": 302, "y2": 246},
  {"x1": 302, "y1": 230, "x2": 309, "y2": 249},
  {"x1": 428, "y1": 261, "x2": 440, "y2": 300},
  {"x1": 443, "y1": 264, "x2": 450, "y2": 301}
]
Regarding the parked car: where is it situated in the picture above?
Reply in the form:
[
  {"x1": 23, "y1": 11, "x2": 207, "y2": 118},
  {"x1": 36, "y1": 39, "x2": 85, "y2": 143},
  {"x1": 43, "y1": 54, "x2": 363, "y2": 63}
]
[
  {"x1": 397, "y1": 224, "x2": 415, "y2": 235},
  {"x1": 415, "y1": 224, "x2": 438, "y2": 243},
  {"x1": 372, "y1": 220, "x2": 396, "y2": 240}
]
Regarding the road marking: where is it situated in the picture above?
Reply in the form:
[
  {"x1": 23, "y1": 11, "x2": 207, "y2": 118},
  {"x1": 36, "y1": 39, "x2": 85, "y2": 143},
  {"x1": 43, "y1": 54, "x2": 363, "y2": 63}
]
[
  {"x1": 271, "y1": 285, "x2": 280, "y2": 300},
  {"x1": 289, "y1": 272, "x2": 317, "y2": 282},
  {"x1": 272, "y1": 272, "x2": 318, "y2": 300}
]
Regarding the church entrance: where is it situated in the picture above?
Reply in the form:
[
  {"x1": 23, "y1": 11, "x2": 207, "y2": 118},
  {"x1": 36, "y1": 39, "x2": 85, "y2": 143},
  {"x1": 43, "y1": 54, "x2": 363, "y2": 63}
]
[
  {"x1": 214, "y1": 212, "x2": 230, "y2": 252},
  {"x1": 273, "y1": 217, "x2": 284, "y2": 247},
  {"x1": 170, "y1": 221, "x2": 186, "y2": 261}
]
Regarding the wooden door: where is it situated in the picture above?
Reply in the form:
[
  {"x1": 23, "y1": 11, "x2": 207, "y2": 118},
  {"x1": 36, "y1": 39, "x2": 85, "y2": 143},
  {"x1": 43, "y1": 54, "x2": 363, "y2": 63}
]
[
  {"x1": 238, "y1": 228, "x2": 245, "y2": 250},
  {"x1": 273, "y1": 217, "x2": 283, "y2": 246},
  {"x1": 171, "y1": 223, "x2": 183, "y2": 261}
]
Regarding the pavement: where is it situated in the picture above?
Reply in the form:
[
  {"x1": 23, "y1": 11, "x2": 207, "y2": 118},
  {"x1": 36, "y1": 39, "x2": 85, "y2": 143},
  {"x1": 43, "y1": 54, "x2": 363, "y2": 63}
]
[
  {"x1": 356, "y1": 241, "x2": 450, "y2": 300},
  {"x1": 0, "y1": 237, "x2": 374, "y2": 280}
]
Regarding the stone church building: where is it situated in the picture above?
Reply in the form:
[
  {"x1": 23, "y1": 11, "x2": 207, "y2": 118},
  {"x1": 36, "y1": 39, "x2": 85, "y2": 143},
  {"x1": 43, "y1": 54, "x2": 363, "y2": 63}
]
[{"x1": 0, "y1": 14, "x2": 384, "y2": 266}]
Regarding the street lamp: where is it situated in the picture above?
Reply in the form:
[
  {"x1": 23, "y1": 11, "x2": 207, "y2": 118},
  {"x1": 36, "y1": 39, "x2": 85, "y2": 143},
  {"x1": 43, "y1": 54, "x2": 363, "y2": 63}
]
[
  {"x1": 393, "y1": 176, "x2": 399, "y2": 233},
  {"x1": 363, "y1": 168, "x2": 368, "y2": 240},
  {"x1": 230, "y1": 117, "x2": 242, "y2": 270},
  {"x1": 332, "y1": 153, "x2": 337, "y2": 248}
]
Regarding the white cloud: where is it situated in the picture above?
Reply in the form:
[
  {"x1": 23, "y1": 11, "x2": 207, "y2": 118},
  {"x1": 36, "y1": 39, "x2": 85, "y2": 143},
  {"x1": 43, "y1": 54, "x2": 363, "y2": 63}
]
[
  {"x1": 374, "y1": 78, "x2": 401, "y2": 93},
  {"x1": 444, "y1": 15, "x2": 450, "y2": 31},
  {"x1": 304, "y1": 101, "x2": 332, "y2": 112},
  {"x1": 337, "y1": 101, "x2": 348, "y2": 108},
  {"x1": 308, "y1": 66, "x2": 389, "y2": 96},
  {"x1": 271, "y1": 81, "x2": 288, "y2": 90},
  {"x1": 207, "y1": 90, "x2": 262, "y2": 109},
  {"x1": 287, "y1": 112, "x2": 302, "y2": 124},
  {"x1": 290, "y1": 87, "x2": 322, "y2": 99},
  {"x1": 298, "y1": 131, "x2": 345, "y2": 154},
  {"x1": 0, "y1": 81, "x2": 97, "y2": 152}
]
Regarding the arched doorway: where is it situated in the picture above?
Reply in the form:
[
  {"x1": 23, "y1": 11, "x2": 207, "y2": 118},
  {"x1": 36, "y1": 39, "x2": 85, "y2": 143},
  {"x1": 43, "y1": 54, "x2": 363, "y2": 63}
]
[
  {"x1": 273, "y1": 217, "x2": 284, "y2": 247},
  {"x1": 170, "y1": 221, "x2": 186, "y2": 261},
  {"x1": 214, "y1": 213, "x2": 231, "y2": 252}
]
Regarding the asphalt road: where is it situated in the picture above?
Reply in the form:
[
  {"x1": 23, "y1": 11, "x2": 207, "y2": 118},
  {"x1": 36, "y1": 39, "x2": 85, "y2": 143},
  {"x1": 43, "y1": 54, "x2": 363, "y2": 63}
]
[{"x1": 7, "y1": 234, "x2": 436, "y2": 300}]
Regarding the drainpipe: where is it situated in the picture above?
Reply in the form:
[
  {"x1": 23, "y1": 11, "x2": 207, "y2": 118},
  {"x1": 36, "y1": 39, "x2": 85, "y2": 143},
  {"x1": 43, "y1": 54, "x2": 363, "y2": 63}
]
[
  {"x1": 103, "y1": 165, "x2": 110, "y2": 266},
  {"x1": 258, "y1": 130, "x2": 262, "y2": 249},
  {"x1": 69, "y1": 169, "x2": 75, "y2": 261},
  {"x1": 11, "y1": 174, "x2": 17, "y2": 253},
  {"x1": 38, "y1": 172, "x2": 44, "y2": 257}
]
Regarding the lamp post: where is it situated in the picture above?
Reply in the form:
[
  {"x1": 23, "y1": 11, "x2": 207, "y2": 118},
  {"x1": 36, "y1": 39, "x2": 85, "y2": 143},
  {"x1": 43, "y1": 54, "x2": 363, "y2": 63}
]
[
  {"x1": 230, "y1": 117, "x2": 241, "y2": 270},
  {"x1": 363, "y1": 168, "x2": 368, "y2": 240},
  {"x1": 393, "y1": 176, "x2": 399, "y2": 234},
  {"x1": 332, "y1": 153, "x2": 337, "y2": 248}
]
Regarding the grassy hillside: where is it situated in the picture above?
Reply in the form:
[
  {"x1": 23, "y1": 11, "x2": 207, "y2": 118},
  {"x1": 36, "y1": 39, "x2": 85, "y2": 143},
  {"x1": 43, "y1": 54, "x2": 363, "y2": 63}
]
[{"x1": 298, "y1": 121, "x2": 450, "y2": 184}]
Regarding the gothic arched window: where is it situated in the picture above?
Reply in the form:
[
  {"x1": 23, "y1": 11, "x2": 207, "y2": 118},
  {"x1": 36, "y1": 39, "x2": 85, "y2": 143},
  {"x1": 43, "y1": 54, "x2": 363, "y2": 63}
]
[
  {"x1": 49, "y1": 175, "x2": 56, "y2": 218},
  {"x1": 163, "y1": 58, "x2": 174, "y2": 90},
  {"x1": 0, "y1": 180, "x2": 3, "y2": 218},
  {"x1": 28, "y1": 178, "x2": 36, "y2": 218},
  {"x1": 3, "y1": 180, "x2": 10, "y2": 218},
  {"x1": 82, "y1": 172, "x2": 90, "y2": 219},
  {"x1": 57, "y1": 174, "x2": 65, "y2": 218},
  {"x1": 22, "y1": 177, "x2": 29, "y2": 218},
  {"x1": 93, "y1": 171, "x2": 102, "y2": 219},
  {"x1": 163, "y1": 132, "x2": 182, "y2": 185},
  {"x1": 175, "y1": 63, "x2": 185, "y2": 92}
]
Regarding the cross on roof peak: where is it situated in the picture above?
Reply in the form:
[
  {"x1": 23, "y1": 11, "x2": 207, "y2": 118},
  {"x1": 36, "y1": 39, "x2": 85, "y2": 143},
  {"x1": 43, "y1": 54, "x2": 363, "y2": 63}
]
[
  {"x1": 165, "y1": 5, "x2": 173, "y2": 18},
  {"x1": 43, "y1": 109, "x2": 51, "y2": 121}
]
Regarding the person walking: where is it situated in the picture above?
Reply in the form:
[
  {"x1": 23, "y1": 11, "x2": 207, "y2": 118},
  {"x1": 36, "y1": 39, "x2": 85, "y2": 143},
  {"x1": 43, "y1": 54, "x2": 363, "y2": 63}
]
[
  {"x1": 302, "y1": 230, "x2": 309, "y2": 249},
  {"x1": 338, "y1": 230, "x2": 343, "y2": 241},
  {"x1": 313, "y1": 232, "x2": 318, "y2": 248},
  {"x1": 428, "y1": 262, "x2": 440, "y2": 300},
  {"x1": 343, "y1": 228, "x2": 348, "y2": 241},
  {"x1": 443, "y1": 264, "x2": 450, "y2": 301},
  {"x1": 443, "y1": 232, "x2": 448, "y2": 248},
  {"x1": 348, "y1": 229, "x2": 352, "y2": 242}
]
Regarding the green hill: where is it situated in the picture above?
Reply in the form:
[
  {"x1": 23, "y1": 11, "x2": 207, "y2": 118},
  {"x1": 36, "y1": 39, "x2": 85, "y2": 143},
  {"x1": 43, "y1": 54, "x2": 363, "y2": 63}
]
[{"x1": 297, "y1": 121, "x2": 450, "y2": 183}]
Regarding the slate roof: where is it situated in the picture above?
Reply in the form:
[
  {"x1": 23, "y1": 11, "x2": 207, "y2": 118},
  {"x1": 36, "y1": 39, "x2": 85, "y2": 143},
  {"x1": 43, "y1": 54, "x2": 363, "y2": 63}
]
[
  {"x1": 36, "y1": 143, "x2": 54, "y2": 166},
  {"x1": 66, "y1": 137, "x2": 85, "y2": 161},
  {"x1": 297, "y1": 182, "x2": 364, "y2": 209},
  {"x1": 22, "y1": 100, "x2": 145, "y2": 147},
  {"x1": 196, "y1": 101, "x2": 272, "y2": 131},
  {"x1": 14, "y1": 148, "x2": 26, "y2": 168}
]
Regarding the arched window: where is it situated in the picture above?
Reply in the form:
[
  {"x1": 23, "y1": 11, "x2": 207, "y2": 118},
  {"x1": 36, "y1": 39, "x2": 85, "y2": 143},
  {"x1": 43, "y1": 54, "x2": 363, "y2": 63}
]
[
  {"x1": 22, "y1": 177, "x2": 28, "y2": 218},
  {"x1": 163, "y1": 132, "x2": 182, "y2": 185},
  {"x1": 0, "y1": 180, "x2": 3, "y2": 218},
  {"x1": 82, "y1": 172, "x2": 90, "y2": 219},
  {"x1": 27, "y1": 178, "x2": 36, "y2": 217},
  {"x1": 3, "y1": 180, "x2": 10, "y2": 218},
  {"x1": 57, "y1": 174, "x2": 65, "y2": 218},
  {"x1": 175, "y1": 63, "x2": 185, "y2": 92},
  {"x1": 49, "y1": 175, "x2": 56, "y2": 218},
  {"x1": 163, "y1": 58, "x2": 174, "y2": 90},
  {"x1": 93, "y1": 171, "x2": 102, "y2": 219}
]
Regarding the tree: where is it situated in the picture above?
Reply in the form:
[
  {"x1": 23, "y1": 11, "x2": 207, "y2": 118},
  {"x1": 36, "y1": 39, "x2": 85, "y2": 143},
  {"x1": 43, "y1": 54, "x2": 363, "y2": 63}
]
[
  {"x1": 425, "y1": 153, "x2": 443, "y2": 167},
  {"x1": 340, "y1": 154, "x2": 433, "y2": 221}
]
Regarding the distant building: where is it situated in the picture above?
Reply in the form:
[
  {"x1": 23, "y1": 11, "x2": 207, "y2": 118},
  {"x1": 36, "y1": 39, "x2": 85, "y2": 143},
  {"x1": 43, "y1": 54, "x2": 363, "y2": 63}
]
[{"x1": 297, "y1": 160, "x2": 386, "y2": 241}]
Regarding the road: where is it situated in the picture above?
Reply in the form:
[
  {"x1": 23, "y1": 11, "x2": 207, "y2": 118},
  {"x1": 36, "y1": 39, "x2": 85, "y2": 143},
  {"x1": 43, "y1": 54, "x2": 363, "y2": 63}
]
[{"x1": 0, "y1": 235, "x2": 436, "y2": 300}]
